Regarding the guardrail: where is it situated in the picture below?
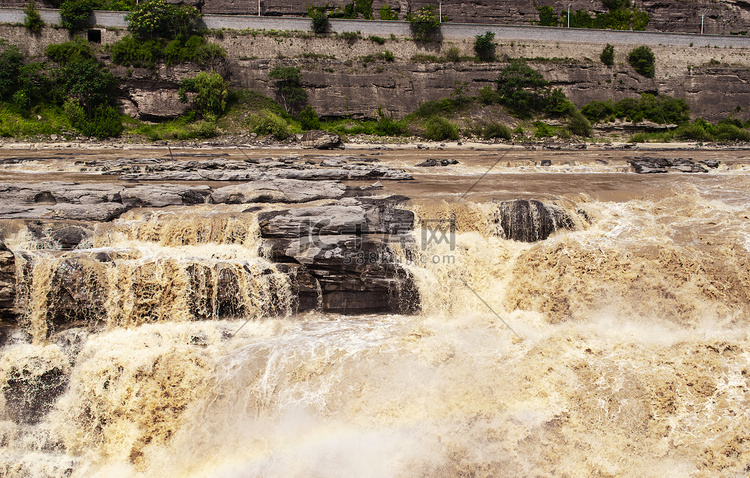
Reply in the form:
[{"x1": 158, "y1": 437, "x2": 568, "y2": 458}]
[{"x1": 1, "y1": 7, "x2": 749, "y2": 48}]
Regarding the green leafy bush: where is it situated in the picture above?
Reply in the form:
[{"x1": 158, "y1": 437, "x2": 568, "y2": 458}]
[
  {"x1": 567, "y1": 110, "x2": 593, "y2": 136},
  {"x1": 23, "y1": 0, "x2": 44, "y2": 33},
  {"x1": 408, "y1": 5, "x2": 440, "y2": 42},
  {"x1": 534, "y1": 121, "x2": 554, "y2": 138},
  {"x1": 424, "y1": 116, "x2": 458, "y2": 141},
  {"x1": 482, "y1": 121, "x2": 511, "y2": 140},
  {"x1": 59, "y1": 0, "x2": 94, "y2": 32},
  {"x1": 163, "y1": 35, "x2": 226, "y2": 66},
  {"x1": 543, "y1": 88, "x2": 575, "y2": 117},
  {"x1": 628, "y1": 45, "x2": 655, "y2": 78},
  {"x1": 374, "y1": 105, "x2": 404, "y2": 135},
  {"x1": 600, "y1": 44, "x2": 614, "y2": 66},
  {"x1": 537, "y1": 6, "x2": 558, "y2": 26},
  {"x1": 251, "y1": 111, "x2": 291, "y2": 139},
  {"x1": 581, "y1": 100, "x2": 615, "y2": 123},
  {"x1": 474, "y1": 31, "x2": 496, "y2": 62},
  {"x1": 0, "y1": 46, "x2": 25, "y2": 101},
  {"x1": 496, "y1": 59, "x2": 551, "y2": 117},
  {"x1": 299, "y1": 104, "x2": 320, "y2": 130},
  {"x1": 126, "y1": 0, "x2": 201, "y2": 40},
  {"x1": 379, "y1": 2, "x2": 398, "y2": 20},
  {"x1": 308, "y1": 5, "x2": 330, "y2": 34},
  {"x1": 478, "y1": 85, "x2": 501, "y2": 105},
  {"x1": 111, "y1": 36, "x2": 162, "y2": 68},
  {"x1": 444, "y1": 46, "x2": 461, "y2": 62},
  {"x1": 178, "y1": 71, "x2": 228, "y2": 118},
  {"x1": 369, "y1": 35, "x2": 386, "y2": 45},
  {"x1": 45, "y1": 38, "x2": 94, "y2": 66},
  {"x1": 269, "y1": 66, "x2": 307, "y2": 114}
]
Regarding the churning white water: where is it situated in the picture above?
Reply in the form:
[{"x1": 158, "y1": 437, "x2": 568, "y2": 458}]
[{"x1": 2, "y1": 164, "x2": 750, "y2": 477}]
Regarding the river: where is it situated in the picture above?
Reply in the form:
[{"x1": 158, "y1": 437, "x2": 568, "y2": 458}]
[{"x1": 1, "y1": 144, "x2": 749, "y2": 477}]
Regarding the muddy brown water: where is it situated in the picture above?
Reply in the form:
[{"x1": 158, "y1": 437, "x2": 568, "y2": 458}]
[{"x1": 2, "y1": 145, "x2": 750, "y2": 477}]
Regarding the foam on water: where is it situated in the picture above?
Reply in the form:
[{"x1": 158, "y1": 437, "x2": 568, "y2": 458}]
[{"x1": 2, "y1": 184, "x2": 750, "y2": 477}]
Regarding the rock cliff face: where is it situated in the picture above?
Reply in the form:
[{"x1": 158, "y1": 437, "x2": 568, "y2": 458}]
[{"x1": 193, "y1": 0, "x2": 750, "y2": 35}]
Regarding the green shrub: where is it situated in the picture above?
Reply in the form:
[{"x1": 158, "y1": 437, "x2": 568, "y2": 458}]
[
  {"x1": 478, "y1": 85, "x2": 500, "y2": 105},
  {"x1": 23, "y1": 0, "x2": 44, "y2": 33},
  {"x1": 178, "y1": 71, "x2": 228, "y2": 118},
  {"x1": 163, "y1": 35, "x2": 226, "y2": 66},
  {"x1": 628, "y1": 45, "x2": 655, "y2": 78},
  {"x1": 567, "y1": 110, "x2": 593, "y2": 136},
  {"x1": 0, "y1": 46, "x2": 25, "y2": 101},
  {"x1": 299, "y1": 104, "x2": 320, "y2": 130},
  {"x1": 374, "y1": 105, "x2": 404, "y2": 135},
  {"x1": 534, "y1": 121, "x2": 554, "y2": 138},
  {"x1": 474, "y1": 31, "x2": 496, "y2": 62},
  {"x1": 423, "y1": 116, "x2": 458, "y2": 141},
  {"x1": 59, "y1": 0, "x2": 94, "y2": 32},
  {"x1": 126, "y1": 0, "x2": 201, "y2": 40},
  {"x1": 543, "y1": 88, "x2": 575, "y2": 117},
  {"x1": 111, "y1": 35, "x2": 162, "y2": 68},
  {"x1": 600, "y1": 44, "x2": 614, "y2": 66},
  {"x1": 269, "y1": 66, "x2": 307, "y2": 114},
  {"x1": 45, "y1": 38, "x2": 94, "y2": 65},
  {"x1": 675, "y1": 122, "x2": 711, "y2": 142},
  {"x1": 496, "y1": 59, "x2": 551, "y2": 117},
  {"x1": 444, "y1": 46, "x2": 460, "y2": 62},
  {"x1": 308, "y1": 5, "x2": 330, "y2": 34},
  {"x1": 57, "y1": 58, "x2": 118, "y2": 115},
  {"x1": 482, "y1": 121, "x2": 511, "y2": 140},
  {"x1": 369, "y1": 35, "x2": 386, "y2": 45},
  {"x1": 408, "y1": 5, "x2": 440, "y2": 42},
  {"x1": 537, "y1": 6, "x2": 558, "y2": 26},
  {"x1": 581, "y1": 100, "x2": 614, "y2": 123},
  {"x1": 379, "y1": 2, "x2": 398, "y2": 20},
  {"x1": 252, "y1": 111, "x2": 291, "y2": 139}
]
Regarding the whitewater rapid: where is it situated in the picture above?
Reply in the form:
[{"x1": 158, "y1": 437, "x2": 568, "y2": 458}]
[{"x1": 2, "y1": 170, "x2": 750, "y2": 477}]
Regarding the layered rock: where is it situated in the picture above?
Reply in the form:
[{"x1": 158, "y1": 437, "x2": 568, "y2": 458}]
[
  {"x1": 259, "y1": 198, "x2": 419, "y2": 314},
  {"x1": 494, "y1": 199, "x2": 577, "y2": 242}
]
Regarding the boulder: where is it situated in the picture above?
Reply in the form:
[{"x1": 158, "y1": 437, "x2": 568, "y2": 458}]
[
  {"x1": 495, "y1": 199, "x2": 576, "y2": 242},
  {"x1": 301, "y1": 130, "x2": 344, "y2": 149},
  {"x1": 210, "y1": 179, "x2": 346, "y2": 204}
]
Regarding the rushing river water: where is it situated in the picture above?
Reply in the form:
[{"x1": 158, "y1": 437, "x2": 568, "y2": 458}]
[{"x1": 1, "y1": 145, "x2": 750, "y2": 477}]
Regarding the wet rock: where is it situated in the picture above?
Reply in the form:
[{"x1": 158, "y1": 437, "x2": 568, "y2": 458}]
[
  {"x1": 259, "y1": 199, "x2": 418, "y2": 314},
  {"x1": 301, "y1": 130, "x2": 344, "y2": 149},
  {"x1": 2, "y1": 366, "x2": 69, "y2": 425},
  {"x1": 211, "y1": 179, "x2": 346, "y2": 204},
  {"x1": 120, "y1": 184, "x2": 212, "y2": 208},
  {"x1": 258, "y1": 200, "x2": 414, "y2": 239},
  {"x1": 628, "y1": 157, "x2": 708, "y2": 174},
  {"x1": 415, "y1": 159, "x2": 459, "y2": 167},
  {"x1": 50, "y1": 225, "x2": 93, "y2": 249},
  {"x1": 495, "y1": 199, "x2": 576, "y2": 242},
  {"x1": 0, "y1": 241, "x2": 15, "y2": 319},
  {"x1": 701, "y1": 159, "x2": 721, "y2": 169}
]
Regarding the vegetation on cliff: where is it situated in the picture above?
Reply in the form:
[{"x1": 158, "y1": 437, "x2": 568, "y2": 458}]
[{"x1": 536, "y1": 0, "x2": 649, "y2": 30}]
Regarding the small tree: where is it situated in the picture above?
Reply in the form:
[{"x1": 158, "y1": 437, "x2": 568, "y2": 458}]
[
  {"x1": 408, "y1": 5, "x2": 440, "y2": 42},
  {"x1": 600, "y1": 43, "x2": 614, "y2": 66},
  {"x1": 496, "y1": 59, "x2": 551, "y2": 116},
  {"x1": 23, "y1": 0, "x2": 44, "y2": 33},
  {"x1": 178, "y1": 71, "x2": 228, "y2": 119},
  {"x1": 269, "y1": 66, "x2": 307, "y2": 114},
  {"x1": 308, "y1": 5, "x2": 330, "y2": 34},
  {"x1": 379, "y1": 2, "x2": 398, "y2": 20},
  {"x1": 537, "y1": 6, "x2": 558, "y2": 26},
  {"x1": 628, "y1": 45, "x2": 655, "y2": 78},
  {"x1": 59, "y1": 0, "x2": 94, "y2": 33},
  {"x1": 474, "y1": 31, "x2": 496, "y2": 62},
  {"x1": 299, "y1": 104, "x2": 321, "y2": 130},
  {"x1": 126, "y1": 0, "x2": 201, "y2": 40}
]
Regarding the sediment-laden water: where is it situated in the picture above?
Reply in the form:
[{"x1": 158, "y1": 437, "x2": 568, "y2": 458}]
[{"x1": 1, "y1": 147, "x2": 749, "y2": 477}]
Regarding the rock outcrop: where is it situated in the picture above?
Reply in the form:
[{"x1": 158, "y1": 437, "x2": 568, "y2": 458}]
[
  {"x1": 494, "y1": 199, "x2": 577, "y2": 242},
  {"x1": 628, "y1": 156, "x2": 713, "y2": 173},
  {"x1": 259, "y1": 198, "x2": 419, "y2": 314}
]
